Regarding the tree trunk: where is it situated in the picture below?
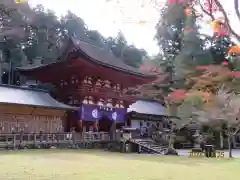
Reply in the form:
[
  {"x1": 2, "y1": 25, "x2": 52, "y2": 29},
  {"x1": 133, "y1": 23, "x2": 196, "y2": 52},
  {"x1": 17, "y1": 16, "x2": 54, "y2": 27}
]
[
  {"x1": 220, "y1": 131, "x2": 224, "y2": 149},
  {"x1": 228, "y1": 136, "x2": 233, "y2": 158}
]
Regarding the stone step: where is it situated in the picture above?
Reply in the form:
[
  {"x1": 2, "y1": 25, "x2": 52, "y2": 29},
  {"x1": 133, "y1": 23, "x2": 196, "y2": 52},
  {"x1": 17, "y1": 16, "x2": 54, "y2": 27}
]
[
  {"x1": 151, "y1": 148, "x2": 164, "y2": 151},
  {"x1": 131, "y1": 138, "x2": 167, "y2": 154}
]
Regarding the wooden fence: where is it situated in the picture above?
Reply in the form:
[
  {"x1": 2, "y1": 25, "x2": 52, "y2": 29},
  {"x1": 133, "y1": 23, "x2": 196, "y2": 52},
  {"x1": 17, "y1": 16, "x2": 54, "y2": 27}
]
[{"x1": 0, "y1": 132, "x2": 112, "y2": 149}]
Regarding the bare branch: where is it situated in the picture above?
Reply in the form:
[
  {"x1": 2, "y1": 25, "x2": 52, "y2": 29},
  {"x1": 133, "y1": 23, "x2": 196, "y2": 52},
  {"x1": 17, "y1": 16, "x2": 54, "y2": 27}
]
[
  {"x1": 196, "y1": 88, "x2": 240, "y2": 135},
  {"x1": 214, "y1": 0, "x2": 240, "y2": 41},
  {"x1": 197, "y1": 0, "x2": 215, "y2": 20},
  {"x1": 234, "y1": 0, "x2": 240, "y2": 21}
]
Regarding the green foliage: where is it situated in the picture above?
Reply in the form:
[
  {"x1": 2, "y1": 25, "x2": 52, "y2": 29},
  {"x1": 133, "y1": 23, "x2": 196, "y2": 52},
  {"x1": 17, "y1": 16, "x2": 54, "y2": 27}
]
[
  {"x1": 0, "y1": 3, "x2": 147, "y2": 85},
  {"x1": 106, "y1": 32, "x2": 146, "y2": 68},
  {"x1": 155, "y1": 5, "x2": 185, "y2": 74},
  {"x1": 183, "y1": 95, "x2": 205, "y2": 108},
  {"x1": 155, "y1": 3, "x2": 213, "y2": 85}
]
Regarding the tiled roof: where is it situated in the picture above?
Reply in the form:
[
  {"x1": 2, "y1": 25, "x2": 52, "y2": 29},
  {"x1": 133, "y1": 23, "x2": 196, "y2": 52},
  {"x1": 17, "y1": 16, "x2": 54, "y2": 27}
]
[
  {"x1": 71, "y1": 38, "x2": 156, "y2": 77},
  {"x1": 0, "y1": 85, "x2": 76, "y2": 110},
  {"x1": 18, "y1": 37, "x2": 158, "y2": 78},
  {"x1": 127, "y1": 99, "x2": 167, "y2": 116}
]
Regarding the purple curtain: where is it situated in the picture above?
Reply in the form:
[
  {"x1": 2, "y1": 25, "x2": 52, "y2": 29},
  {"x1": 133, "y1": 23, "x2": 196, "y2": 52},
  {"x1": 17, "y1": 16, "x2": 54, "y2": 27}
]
[{"x1": 79, "y1": 104, "x2": 126, "y2": 123}]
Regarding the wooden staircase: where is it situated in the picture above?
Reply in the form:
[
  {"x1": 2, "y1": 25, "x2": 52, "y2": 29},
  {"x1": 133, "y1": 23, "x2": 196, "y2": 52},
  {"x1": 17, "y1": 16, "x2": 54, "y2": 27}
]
[{"x1": 130, "y1": 138, "x2": 168, "y2": 154}]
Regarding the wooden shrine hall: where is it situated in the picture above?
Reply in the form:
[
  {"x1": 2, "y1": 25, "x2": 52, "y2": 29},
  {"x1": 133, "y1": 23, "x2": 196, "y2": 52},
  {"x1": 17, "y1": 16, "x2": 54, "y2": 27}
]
[
  {"x1": 0, "y1": 85, "x2": 75, "y2": 133},
  {"x1": 17, "y1": 37, "x2": 162, "y2": 132},
  {"x1": 127, "y1": 99, "x2": 170, "y2": 129}
]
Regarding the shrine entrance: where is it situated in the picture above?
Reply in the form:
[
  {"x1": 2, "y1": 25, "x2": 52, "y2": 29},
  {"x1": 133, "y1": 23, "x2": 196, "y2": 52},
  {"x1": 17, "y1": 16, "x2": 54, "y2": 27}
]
[{"x1": 99, "y1": 114, "x2": 113, "y2": 132}]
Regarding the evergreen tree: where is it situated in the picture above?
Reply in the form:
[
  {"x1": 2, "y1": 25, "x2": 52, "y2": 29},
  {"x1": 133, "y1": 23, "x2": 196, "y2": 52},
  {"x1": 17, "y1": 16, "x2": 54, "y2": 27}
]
[
  {"x1": 209, "y1": 35, "x2": 236, "y2": 71},
  {"x1": 155, "y1": 3, "x2": 185, "y2": 74},
  {"x1": 155, "y1": 2, "x2": 212, "y2": 83},
  {"x1": 174, "y1": 6, "x2": 213, "y2": 79}
]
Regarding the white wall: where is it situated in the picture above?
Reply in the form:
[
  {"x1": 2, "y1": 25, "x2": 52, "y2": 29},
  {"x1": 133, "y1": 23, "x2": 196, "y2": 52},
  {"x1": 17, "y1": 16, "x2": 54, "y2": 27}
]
[{"x1": 131, "y1": 119, "x2": 141, "y2": 129}]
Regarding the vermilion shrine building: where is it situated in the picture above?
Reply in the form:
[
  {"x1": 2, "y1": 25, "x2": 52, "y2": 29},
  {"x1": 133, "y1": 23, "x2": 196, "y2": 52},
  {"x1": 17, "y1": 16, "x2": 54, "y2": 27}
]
[{"x1": 18, "y1": 37, "x2": 157, "y2": 132}]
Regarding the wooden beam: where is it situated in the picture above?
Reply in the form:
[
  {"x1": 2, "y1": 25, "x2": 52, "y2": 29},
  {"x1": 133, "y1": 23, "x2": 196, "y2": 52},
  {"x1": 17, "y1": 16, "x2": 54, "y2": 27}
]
[{"x1": 0, "y1": 104, "x2": 66, "y2": 116}]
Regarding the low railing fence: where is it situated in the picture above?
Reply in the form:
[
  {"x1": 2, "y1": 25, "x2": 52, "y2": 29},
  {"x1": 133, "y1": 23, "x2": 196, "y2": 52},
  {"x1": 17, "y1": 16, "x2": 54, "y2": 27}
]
[{"x1": 0, "y1": 132, "x2": 111, "y2": 149}]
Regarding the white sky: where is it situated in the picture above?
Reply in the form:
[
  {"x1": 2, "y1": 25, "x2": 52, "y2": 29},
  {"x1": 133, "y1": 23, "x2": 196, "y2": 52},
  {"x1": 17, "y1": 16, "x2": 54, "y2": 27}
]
[
  {"x1": 28, "y1": 0, "x2": 239, "y2": 56},
  {"x1": 28, "y1": 0, "x2": 165, "y2": 55}
]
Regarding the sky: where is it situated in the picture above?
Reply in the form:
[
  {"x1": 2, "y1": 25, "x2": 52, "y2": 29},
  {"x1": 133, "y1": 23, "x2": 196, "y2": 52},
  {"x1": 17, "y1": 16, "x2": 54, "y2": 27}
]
[
  {"x1": 28, "y1": 0, "x2": 239, "y2": 56},
  {"x1": 28, "y1": 0, "x2": 164, "y2": 55}
]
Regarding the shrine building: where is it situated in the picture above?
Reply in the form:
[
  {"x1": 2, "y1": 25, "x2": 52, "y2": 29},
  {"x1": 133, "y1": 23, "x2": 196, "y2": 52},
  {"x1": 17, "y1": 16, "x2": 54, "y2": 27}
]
[
  {"x1": 127, "y1": 99, "x2": 169, "y2": 129},
  {"x1": 0, "y1": 85, "x2": 75, "y2": 133},
  {"x1": 17, "y1": 37, "x2": 160, "y2": 132}
]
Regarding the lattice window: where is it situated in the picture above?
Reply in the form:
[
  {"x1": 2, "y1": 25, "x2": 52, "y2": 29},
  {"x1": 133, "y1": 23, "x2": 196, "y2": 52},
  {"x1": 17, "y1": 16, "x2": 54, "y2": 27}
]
[
  {"x1": 51, "y1": 119, "x2": 56, "y2": 133},
  {"x1": 39, "y1": 116, "x2": 46, "y2": 132},
  {"x1": 33, "y1": 116, "x2": 39, "y2": 133},
  {"x1": 26, "y1": 116, "x2": 34, "y2": 133},
  {"x1": 43, "y1": 120, "x2": 49, "y2": 132},
  {"x1": 3, "y1": 121, "x2": 9, "y2": 133},
  {"x1": 55, "y1": 116, "x2": 63, "y2": 132}
]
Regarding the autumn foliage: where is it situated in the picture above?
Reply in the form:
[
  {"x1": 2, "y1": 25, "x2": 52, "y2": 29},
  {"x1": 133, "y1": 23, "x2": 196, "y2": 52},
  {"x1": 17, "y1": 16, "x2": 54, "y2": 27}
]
[{"x1": 168, "y1": 65, "x2": 239, "y2": 105}]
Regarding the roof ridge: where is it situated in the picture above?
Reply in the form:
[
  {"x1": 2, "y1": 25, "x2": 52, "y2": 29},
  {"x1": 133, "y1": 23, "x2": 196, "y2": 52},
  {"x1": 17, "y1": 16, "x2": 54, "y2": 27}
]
[
  {"x1": 75, "y1": 39, "x2": 165, "y2": 76},
  {"x1": 72, "y1": 37, "x2": 151, "y2": 73},
  {"x1": 18, "y1": 37, "x2": 158, "y2": 78},
  {"x1": 72, "y1": 38, "x2": 115, "y2": 55}
]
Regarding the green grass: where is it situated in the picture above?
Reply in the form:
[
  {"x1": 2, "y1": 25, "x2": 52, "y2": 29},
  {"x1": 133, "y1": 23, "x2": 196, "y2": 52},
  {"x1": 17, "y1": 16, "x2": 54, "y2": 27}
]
[{"x1": 0, "y1": 149, "x2": 239, "y2": 180}]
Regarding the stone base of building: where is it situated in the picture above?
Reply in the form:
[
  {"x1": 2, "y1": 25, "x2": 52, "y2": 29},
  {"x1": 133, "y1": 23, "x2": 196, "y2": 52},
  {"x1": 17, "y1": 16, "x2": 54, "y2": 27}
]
[{"x1": 0, "y1": 132, "x2": 115, "y2": 149}]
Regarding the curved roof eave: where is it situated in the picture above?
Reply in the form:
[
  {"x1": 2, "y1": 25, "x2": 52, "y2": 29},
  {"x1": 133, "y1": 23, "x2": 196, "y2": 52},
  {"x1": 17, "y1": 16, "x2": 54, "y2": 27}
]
[
  {"x1": 0, "y1": 85, "x2": 77, "y2": 111},
  {"x1": 17, "y1": 37, "x2": 159, "y2": 79},
  {"x1": 127, "y1": 99, "x2": 167, "y2": 116}
]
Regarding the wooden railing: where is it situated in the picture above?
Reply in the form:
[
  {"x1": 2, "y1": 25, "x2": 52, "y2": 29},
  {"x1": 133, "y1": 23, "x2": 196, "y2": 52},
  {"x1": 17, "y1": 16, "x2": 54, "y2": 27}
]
[
  {"x1": 0, "y1": 132, "x2": 111, "y2": 149},
  {"x1": 77, "y1": 86, "x2": 137, "y2": 102}
]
